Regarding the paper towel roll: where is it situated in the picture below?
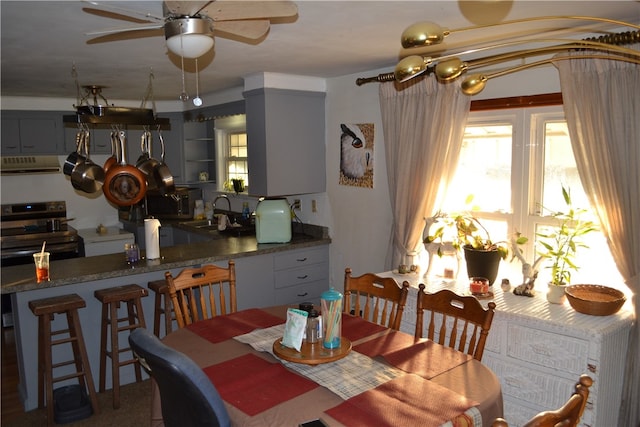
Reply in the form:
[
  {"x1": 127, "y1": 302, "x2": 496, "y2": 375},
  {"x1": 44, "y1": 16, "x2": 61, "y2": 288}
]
[{"x1": 144, "y1": 218, "x2": 161, "y2": 260}]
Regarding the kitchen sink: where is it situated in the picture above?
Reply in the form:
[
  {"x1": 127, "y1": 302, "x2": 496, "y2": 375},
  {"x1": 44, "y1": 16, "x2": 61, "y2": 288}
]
[
  {"x1": 178, "y1": 220, "x2": 255, "y2": 237},
  {"x1": 218, "y1": 224, "x2": 255, "y2": 237},
  {"x1": 178, "y1": 220, "x2": 211, "y2": 228}
]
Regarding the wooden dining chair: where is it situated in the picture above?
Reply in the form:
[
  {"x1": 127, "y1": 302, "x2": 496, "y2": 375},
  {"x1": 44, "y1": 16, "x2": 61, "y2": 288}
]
[
  {"x1": 491, "y1": 374, "x2": 593, "y2": 427},
  {"x1": 415, "y1": 284, "x2": 496, "y2": 361},
  {"x1": 343, "y1": 268, "x2": 410, "y2": 330},
  {"x1": 165, "y1": 260, "x2": 237, "y2": 328}
]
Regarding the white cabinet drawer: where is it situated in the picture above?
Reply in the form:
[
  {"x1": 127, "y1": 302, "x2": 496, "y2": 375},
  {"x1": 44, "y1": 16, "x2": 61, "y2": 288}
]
[
  {"x1": 274, "y1": 247, "x2": 328, "y2": 270},
  {"x1": 484, "y1": 355, "x2": 577, "y2": 411},
  {"x1": 274, "y1": 264, "x2": 328, "y2": 289},
  {"x1": 506, "y1": 324, "x2": 589, "y2": 374},
  {"x1": 274, "y1": 280, "x2": 325, "y2": 305}
]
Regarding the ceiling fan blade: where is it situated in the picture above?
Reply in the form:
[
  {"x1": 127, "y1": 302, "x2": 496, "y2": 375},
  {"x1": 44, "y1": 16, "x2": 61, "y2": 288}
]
[
  {"x1": 82, "y1": 7, "x2": 154, "y2": 24},
  {"x1": 214, "y1": 20, "x2": 270, "y2": 40},
  {"x1": 86, "y1": 23, "x2": 164, "y2": 37},
  {"x1": 163, "y1": 1, "x2": 213, "y2": 17},
  {"x1": 202, "y1": 1, "x2": 298, "y2": 21},
  {"x1": 80, "y1": 0, "x2": 164, "y2": 22},
  {"x1": 86, "y1": 28, "x2": 165, "y2": 45}
]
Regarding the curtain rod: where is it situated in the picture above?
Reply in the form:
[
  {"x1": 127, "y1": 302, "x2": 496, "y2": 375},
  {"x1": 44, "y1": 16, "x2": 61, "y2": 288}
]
[{"x1": 355, "y1": 30, "x2": 640, "y2": 86}]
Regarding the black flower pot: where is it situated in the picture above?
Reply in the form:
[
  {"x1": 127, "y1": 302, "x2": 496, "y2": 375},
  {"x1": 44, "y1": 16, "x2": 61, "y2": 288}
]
[{"x1": 463, "y1": 245, "x2": 502, "y2": 285}]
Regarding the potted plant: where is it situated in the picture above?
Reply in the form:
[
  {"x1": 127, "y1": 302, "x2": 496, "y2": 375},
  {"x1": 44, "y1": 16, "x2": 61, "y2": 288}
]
[
  {"x1": 231, "y1": 178, "x2": 245, "y2": 194},
  {"x1": 536, "y1": 186, "x2": 597, "y2": 303},
  {"x1": 425, "y1": 197, "x2": 527, "y2": 285}
]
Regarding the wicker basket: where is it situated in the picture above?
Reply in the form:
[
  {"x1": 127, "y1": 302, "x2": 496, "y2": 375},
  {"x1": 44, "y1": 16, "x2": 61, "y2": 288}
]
[{"x1": 565, "y1": 285, "x2": 626, "y2": 316}]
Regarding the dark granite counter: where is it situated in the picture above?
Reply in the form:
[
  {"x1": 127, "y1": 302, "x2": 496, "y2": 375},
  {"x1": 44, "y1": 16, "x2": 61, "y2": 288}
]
[{"x1": 1, "y1": 223, "x2": 330, "y2": 294}]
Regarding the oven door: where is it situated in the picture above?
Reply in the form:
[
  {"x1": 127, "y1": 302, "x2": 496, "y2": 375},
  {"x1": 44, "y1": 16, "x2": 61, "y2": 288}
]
[{"x1": 1, "y1": 242, "x2": 80, "y2": 267}]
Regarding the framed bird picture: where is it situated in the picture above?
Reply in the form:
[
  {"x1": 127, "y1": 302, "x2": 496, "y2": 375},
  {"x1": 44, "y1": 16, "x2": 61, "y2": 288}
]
[{"x1": 339, "y1": 123, "x2": 374, "y2": 188}]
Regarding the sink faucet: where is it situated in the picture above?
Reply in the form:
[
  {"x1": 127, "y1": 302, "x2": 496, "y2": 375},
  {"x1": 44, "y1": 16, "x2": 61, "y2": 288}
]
[{"x1": 213, "y1": 194, "x2": 231, "y2": 213}]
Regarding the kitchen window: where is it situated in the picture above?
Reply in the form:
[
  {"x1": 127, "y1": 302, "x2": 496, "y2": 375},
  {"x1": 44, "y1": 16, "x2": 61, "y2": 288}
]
[
  {"x1": 226, "y1": 132, "x2": 249, "y2": 187},
  {"x1": 439, "y1": 105, "x2": 623, "y2": 288},
  {"x1": 214, "y1": 115, "x2": 248, "y2": 191}
]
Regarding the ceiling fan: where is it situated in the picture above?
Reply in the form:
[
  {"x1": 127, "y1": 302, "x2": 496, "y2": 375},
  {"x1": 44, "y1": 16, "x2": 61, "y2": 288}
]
[{"x1": 84, "y1": 1, "x2": 298, "y2": 58}]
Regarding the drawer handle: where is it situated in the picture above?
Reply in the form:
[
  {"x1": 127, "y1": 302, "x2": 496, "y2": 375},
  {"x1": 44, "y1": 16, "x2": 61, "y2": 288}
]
[
  {"x1": 297, "y1": 292, "x2": 309, "y2": 297},
  {"x1": 296, "y1": 257, "x2": 308, "y2": 262},
  {"x1": 297, "y1": 275, "x2": 309, "y2": 279}
]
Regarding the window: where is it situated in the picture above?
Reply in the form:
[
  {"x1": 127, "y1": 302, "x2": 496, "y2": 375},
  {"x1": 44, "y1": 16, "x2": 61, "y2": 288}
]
[
  {"x1": 226, "y1": 132, "x2": 249, "y2": 186},
  {"x1": 214, "y1": 115, "x2": 248, "y2": 191},
  {"x1": 439, "y1": 104, "x2": 623, "y2": 288}
]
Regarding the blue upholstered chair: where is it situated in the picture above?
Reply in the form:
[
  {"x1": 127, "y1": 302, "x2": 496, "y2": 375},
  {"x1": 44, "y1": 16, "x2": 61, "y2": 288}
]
[{"x1": 128, "y1": 328, "x2": 231, "y2": 427}]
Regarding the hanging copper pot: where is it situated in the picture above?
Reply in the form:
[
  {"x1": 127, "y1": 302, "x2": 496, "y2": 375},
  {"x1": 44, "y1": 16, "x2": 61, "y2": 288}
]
[{"x1": 103, "y1": 131, "x2": 147, "y2": 207}]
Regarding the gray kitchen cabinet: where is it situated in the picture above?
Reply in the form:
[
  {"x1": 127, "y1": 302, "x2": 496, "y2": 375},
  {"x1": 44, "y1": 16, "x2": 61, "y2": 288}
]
[
  {"x1": 273, "y1": 245, "x2": 329, "y2": 305},
  {"x1": 234, "y1": 253, "x2": 276, "y2": 310},
  {"x1": 1, "y1": 118, "x2": 20, "y2": 154},
  {"x1": 121, "y1": 223, "x2": 173, "y2": 250},
  {"x1": 244, "y1": 87, "x2": 326, "y2": 196},
  {"x1": 63, "y1": 125, "x2": 112, "y2": 155},
  {"x1": 1, "y1": 111, "x2": 65, "y2": 154}
]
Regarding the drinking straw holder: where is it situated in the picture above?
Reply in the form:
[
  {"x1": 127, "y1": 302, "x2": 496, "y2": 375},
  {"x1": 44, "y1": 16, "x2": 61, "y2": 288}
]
[{"x1": 320, "y1": 287, "x2": 343, "y2": 349}]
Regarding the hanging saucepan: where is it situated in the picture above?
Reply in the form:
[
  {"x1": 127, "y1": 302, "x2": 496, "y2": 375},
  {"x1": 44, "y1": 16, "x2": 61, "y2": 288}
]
[
  {"x1": 103, "y1": 130, "x2": 147, "y2": 207},
  {"x1": 63, "y1": 129, "x2": 87, "y2": 176},
  {"x1": 71, "y1": 131, "x2": 105, "y2": 194},
  {"x1": 103, "y1": 130, "x2": 119, "y2": 173},
  {"x1": 152, "y1": 129, "x2": 175, "y2": 195},
  {"x1": 136, "y1": 130, "x2": 160, "y2": 191},
  {"x1": 69, "y1": 130, "x2": 90, "y2": 185}
]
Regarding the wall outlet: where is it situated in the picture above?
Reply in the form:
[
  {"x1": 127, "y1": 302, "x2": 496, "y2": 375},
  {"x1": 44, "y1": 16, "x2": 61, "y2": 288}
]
[
  {"x1": 311, "y1": 200, "x2": 317, "y2": 213},
  {"x1": 293, "y1": 199, "x2": 301, "y2": 210}
]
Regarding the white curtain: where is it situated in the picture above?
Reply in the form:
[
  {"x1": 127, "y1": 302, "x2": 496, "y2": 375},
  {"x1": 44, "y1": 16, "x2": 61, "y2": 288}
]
[
  {"x1": 379, "y1": 76, "x2": 471, "y2": 269},
  {"x1": 555, "y1": 43, "x2": 640, "y2": 427}
]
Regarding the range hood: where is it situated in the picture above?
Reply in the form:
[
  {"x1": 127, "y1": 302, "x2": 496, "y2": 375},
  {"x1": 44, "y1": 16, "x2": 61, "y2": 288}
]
[{"x1": 1, "y1": 155, "x2": 61, "y2": 175}]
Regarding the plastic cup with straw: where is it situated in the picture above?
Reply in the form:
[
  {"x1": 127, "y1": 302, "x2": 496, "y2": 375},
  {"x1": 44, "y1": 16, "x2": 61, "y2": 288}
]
[
  {"x1": 321, "y1": 287, "x2": 343, "y2": 349},
  {"x1": 33, "y1": 241, "x2": 50, "y2": 283}
]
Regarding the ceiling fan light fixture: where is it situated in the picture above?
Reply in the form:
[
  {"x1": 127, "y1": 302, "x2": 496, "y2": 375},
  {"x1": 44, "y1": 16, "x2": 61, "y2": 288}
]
[{"x1": 165, "y1": 18, "x2": 214, "y2": 58}]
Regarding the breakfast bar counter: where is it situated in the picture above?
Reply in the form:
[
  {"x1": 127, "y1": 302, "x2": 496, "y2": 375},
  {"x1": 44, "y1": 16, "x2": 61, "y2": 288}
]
[
  {"x1": 1, "y1": 226, "x2": 330, "y2": 411},
  {"x1": 1, "y1": 225, "x2": 329, "y2": 294}
]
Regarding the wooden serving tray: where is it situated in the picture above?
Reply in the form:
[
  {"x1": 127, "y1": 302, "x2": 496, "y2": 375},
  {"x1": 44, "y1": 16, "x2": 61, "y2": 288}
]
[{"x1": 273, "y1": 338, "x2": 352, "y2": 365}]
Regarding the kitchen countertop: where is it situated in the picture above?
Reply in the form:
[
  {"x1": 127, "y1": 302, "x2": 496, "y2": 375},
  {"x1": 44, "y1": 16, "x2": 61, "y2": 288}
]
[{"x1": 1, "y1": 223, "x2": 330, "y2": 294}]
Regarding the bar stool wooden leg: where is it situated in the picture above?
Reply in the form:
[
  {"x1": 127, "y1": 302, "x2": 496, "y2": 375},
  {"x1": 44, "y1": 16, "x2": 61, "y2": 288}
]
[
  {"x1": 94, "y1": 284, "x2": 148, "y2": 410},
  {"x1": 66, "y1": 308, "x2": 100, "y2": 417},
  {"x1": 148, "y1": 280, "x2": 174, "y2": 337},
  {"x1": 108, "y1": 299, "x2": 121, "y2": 408},
  {"x1": 41, "y1": 312, "x2": 54, "y2": 423},
  {"x1": 29, "y1": 294, "x2": 99, "y2": 426},
  {"x1": 152, "y1": 286, "x2": 163, "y2": 337},
  {"x1": 98, "y1": 299, "x2": 109, "y2": 394}
]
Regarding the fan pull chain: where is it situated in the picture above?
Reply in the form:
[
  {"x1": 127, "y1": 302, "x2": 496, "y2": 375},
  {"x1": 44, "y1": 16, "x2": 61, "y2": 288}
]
[
  {"x1": 193, "y1": 58, "x2": 202, "y2": 106},
  {"x1": 179, "y1": 30, "x2": 189, "y2": 102}
]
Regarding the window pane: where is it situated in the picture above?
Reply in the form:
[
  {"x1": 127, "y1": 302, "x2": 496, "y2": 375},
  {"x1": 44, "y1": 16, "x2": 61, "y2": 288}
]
[
  {"x1": 442, "y1": 125, "x2": 512, "y2": 213},
  {"x1": 542, "y1": 121, "x2": 590, "y2": 211},
  {"x1": 226, "y1": 132, "x2": 249, "y2": 187}
]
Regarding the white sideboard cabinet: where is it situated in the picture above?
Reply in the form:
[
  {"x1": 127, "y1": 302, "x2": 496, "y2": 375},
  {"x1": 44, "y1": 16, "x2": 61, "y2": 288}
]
[{"x1": 378, "y1": 271, "x2": 633, "y2": 427}]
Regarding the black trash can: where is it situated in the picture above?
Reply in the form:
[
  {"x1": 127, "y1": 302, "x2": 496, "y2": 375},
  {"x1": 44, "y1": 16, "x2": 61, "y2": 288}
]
[{"x1": 53, "y1": 385, "x2": 93, "y2": 424}]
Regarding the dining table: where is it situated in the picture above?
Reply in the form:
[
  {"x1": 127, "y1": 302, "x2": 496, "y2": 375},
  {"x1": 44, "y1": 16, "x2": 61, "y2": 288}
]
[{"x1": 151, "y1": 305, "x2": 503, "y2": 427}]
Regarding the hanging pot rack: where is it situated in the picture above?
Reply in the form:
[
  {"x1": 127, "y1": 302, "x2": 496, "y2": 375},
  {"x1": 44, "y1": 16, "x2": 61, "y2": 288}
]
[{"x1": 63, "y1": 84, "x2": 170, "y2": 128}]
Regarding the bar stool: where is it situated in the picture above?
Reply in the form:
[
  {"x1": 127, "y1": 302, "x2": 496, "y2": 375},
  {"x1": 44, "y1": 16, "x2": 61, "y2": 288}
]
[
  {"x1": 148, "y1": 279, "x2": 175, "y2": 337},
  {"x1": 29, "y1": 293, "x2": 100, "y2": 425},
  {"x1": 94, "y1": 284, "x2": 148, "y2": 409}
]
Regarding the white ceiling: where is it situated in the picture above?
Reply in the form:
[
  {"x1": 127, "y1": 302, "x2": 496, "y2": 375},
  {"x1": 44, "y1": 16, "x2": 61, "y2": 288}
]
[{"x1": 1, "y1": 1, "x2": 639, "y2": 103}]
